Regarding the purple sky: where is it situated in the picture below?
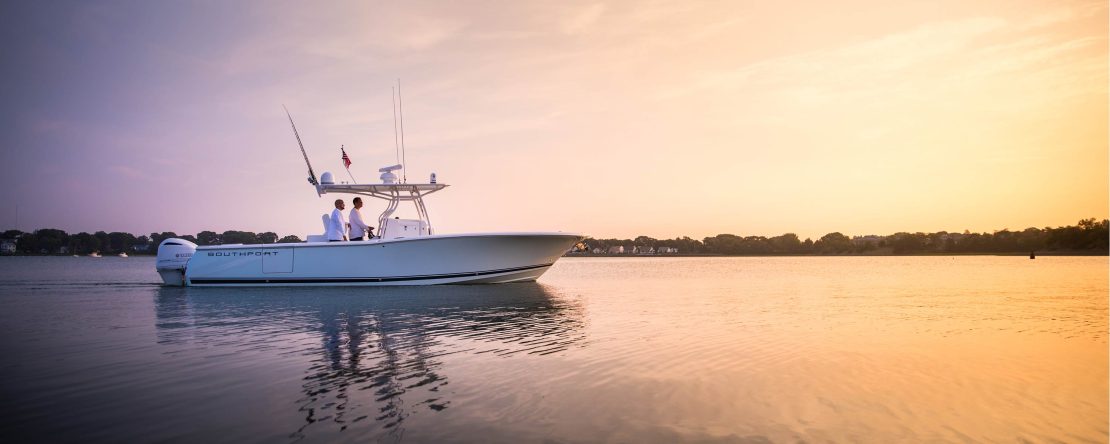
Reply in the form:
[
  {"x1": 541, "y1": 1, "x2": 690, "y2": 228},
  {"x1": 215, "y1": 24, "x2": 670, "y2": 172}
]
[{"x1": 2, "y1": 1, "x2": 1106, "y2": 240}]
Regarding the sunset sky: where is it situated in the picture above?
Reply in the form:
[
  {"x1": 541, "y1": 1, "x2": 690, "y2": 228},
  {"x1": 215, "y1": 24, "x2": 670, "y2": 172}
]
[{"x1": 1, "y1": 0, "x2": 1106, "y2": 240}]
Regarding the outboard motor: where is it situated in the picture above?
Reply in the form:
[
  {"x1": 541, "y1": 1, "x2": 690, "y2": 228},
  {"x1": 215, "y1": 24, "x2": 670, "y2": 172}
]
[{"x1": 156, "y1": 238, "x2": 197, "y2": 286}]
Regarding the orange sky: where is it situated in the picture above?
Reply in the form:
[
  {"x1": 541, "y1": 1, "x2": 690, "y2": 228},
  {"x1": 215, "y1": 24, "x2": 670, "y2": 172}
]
[{"x1": 2, "y1": 0, "x2": 1106, "y2": 240}]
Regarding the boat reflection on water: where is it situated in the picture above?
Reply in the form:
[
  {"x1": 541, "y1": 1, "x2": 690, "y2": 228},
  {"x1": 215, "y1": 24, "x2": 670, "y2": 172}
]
[{"x1": 154, "y1": 284, "x2": 586, "y2": 441}]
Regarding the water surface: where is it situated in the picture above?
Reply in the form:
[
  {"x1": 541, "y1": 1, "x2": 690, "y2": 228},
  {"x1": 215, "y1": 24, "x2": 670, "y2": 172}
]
[{"x1": 0, "y1": 256, "x2": 1105, "y2": 442}]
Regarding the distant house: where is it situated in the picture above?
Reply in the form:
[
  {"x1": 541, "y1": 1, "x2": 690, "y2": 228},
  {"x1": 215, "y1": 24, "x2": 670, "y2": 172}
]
[
  {"x1": 851, "y1": 235, "x2": 884, "y2": 245},
  {"x1": 940, "y1": 233, "x2": 965, "y2": 242},
  {"x1": 0, "y1": 239, "x2": 15, "y2": 255},
  {"x1": 657, "y1": 247, "x2": 678, "y2": 254},
  {"x1": 633, "y1": 246, "x2": 655, "y2": 255},
  {"x1": 591, "y1": 248, "x2": 604, "y2": 254},
  {"x1": 133, "y1": 243, "x2": 152, "y2": 253},
  {"x1": 607, "y1": 246, "x2": 625, "y2": 254},
  {"x1": 59, "y1": 246, "x2": 69, "y2": 254}
]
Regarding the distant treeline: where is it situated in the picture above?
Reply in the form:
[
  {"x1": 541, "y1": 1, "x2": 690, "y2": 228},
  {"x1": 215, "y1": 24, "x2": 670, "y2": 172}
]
[
  {"x1": 0, "y1": 230, "x2": 303, "y2": 256},
  {"x1": 580, "y1": 218, "x2": 1109, "y2": 255},
  {"x1": 1, "y1": 219, "x2": 1107, "y2": 256}
]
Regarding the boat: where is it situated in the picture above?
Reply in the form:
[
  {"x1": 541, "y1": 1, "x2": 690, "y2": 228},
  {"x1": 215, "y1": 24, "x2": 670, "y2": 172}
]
[
  {"x1": 155, "y1": 106, "x2": 583, "y2": 287},
  {"x1": 88, "y1": 252, "x2": 101, "y2": 258},
  {"x1": 118, "y1": 252, "x2": 128, "y2": 258},
  {"x1": 157, "y1": 173, "x2": 581, "y2": 286}
]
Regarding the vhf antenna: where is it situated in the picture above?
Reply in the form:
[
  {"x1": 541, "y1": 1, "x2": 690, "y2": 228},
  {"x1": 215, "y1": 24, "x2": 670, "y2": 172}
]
[
  {"x1": 397, "y1": 79, "x2": 407, "y2": 184},
  {"x1": 283, "y1": 105, "x2": 318, "y2": 185}
]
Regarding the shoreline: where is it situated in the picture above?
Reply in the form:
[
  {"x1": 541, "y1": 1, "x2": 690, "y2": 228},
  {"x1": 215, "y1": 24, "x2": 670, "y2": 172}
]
[
  {"x1": 565, "y1": 251, "x2": 1108, "y2": 258},
  {"x1": 4, "y1": 252, "x2": 1105, "y2": 258}
]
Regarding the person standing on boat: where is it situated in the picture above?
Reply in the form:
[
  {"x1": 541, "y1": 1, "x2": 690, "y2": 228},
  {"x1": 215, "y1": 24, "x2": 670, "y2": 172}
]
[
  {"x1": 328, "y1": 199, "x2": 348, "y2": 242},
  {"x1": 349, "y1": 197, "x2": 372, "y2": 241}
]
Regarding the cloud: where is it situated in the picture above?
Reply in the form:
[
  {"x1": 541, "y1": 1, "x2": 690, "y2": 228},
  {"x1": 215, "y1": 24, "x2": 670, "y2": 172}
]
[
  {"x1": 655, "y1": 17, "x2": 1007, "y2": 100},
  {"x1": 653, "y1": 6, "x2": 1106, "y2": 116},
  {"x1": 562, "y1": 3, "x2": 606, "y2": 35},
  {"x1": 5, "y1": 1, "x2": 1104, "y2": 237},
  {"x1": 108, "y1": 165, "x2": 147, "y2": 180},
  {"x1": 28, "y1": 119, "x2": 71, "y2": 135}
]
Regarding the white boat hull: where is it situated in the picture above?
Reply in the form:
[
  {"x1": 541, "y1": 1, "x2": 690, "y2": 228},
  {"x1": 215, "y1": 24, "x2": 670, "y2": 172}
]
[{"x1": 179, "y1": 233, "x2": 582, "y2": 287}]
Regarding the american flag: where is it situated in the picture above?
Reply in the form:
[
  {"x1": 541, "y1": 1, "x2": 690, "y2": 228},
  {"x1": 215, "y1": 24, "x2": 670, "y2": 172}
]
[{"x1": 341, "y1": 145, "x2": 352, "y2": 168}]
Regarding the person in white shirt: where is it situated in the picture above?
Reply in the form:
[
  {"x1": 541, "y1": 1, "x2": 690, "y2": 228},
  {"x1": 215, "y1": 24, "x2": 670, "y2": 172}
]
[
  {"x1": 327, "y1": 199, "x2": 348, "y2": 242},
  {"x1": 349, "y1": 197, "x2": 372, "y2": 241}
]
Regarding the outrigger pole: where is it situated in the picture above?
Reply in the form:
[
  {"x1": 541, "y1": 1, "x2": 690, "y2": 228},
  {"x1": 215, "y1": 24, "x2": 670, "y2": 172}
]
[
  {"x1": 397, "y1": 79, "x2": 407, "y2": 184},
  {"x1": 283, "y1": 105, "x2": 319, "y2": 186},
  {"x1": 392, "y1": 87, "x2": 401, "y2": 167}
]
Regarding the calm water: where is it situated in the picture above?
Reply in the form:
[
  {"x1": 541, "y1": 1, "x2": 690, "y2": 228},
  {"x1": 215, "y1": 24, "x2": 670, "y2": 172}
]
[{"x1": 0, "y1": 256, "x2": 1106, "y2": 443}]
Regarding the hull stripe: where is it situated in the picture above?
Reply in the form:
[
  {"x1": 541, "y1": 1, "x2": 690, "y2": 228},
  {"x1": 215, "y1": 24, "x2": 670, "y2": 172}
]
[{"x1": 188, "y1": 263, "x2": 553, "y2": 285}]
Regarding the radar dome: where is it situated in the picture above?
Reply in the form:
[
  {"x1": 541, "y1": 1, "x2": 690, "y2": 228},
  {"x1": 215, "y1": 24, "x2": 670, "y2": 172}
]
[
  {"x1": 320, "y1": 172, "x2": 335, "y2": 185},
  {"x1": 380, "y1": 171, "x2": 397, "y2": 184}
]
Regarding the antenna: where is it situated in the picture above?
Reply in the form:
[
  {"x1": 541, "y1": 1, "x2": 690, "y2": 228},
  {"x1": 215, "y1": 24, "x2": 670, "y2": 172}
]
[
  {"x1": 392, "y1": 87, "x2": 400, "y2": 167},
  {"x1": 397, "y1": 79, "x2": 407, "y2": 183},
  {"x1": 283, "y1": 105, "x2": 318, "y2": 185}
]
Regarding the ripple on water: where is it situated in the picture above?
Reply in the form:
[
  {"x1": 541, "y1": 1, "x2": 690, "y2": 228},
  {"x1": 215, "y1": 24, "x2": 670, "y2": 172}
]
[{"x1": 0, "y1": 256, "x2": 1105, "y2": 442}]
